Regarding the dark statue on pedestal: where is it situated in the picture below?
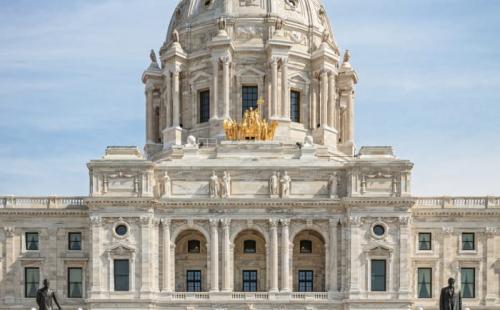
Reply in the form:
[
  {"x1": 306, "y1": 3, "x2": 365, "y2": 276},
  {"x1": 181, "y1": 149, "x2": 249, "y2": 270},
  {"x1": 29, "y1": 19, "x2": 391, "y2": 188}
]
[
  {"x1": 440, "y1": 278, "x2": 462, "y2": 310},
  {"x1": 36, "y1": 279, "x2": 62, "y2": 310}
]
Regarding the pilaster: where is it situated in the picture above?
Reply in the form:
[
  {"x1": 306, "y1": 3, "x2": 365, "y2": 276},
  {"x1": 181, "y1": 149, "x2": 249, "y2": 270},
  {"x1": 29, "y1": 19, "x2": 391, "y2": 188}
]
[
  {"x1": 161, "y1": 218, "x2": 172, "y2": 293},
  {"x1": 281, "y1": 219, "x2": 291, "y2": 292},
  {"x1": 329, "y1": 219, "x2": 338, "y2": 293},
  {"x1": 89, "y1": 216, "x2": 103, "y2": 298},
  {"x1": 269, "y1": 219, "x2": 279, "y2": 293},
  {"x1": 221, "y1": 219, "x2": 232, "y2": 292},
  {"x1": 210, "y1": 219, "x2": 219, "y2": 292},
  {"x1": 140, "y1": 215, "x2": 153, "y2": 296},
  {"x1": 398, "y1": 216, "x2": 411, "y2": 298}
]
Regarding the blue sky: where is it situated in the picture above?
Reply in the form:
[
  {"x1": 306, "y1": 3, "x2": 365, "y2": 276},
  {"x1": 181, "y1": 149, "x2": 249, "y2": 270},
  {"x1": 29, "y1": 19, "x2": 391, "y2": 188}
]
[{"x1": 0, "y1": 0, "x2": 499, "y2": 196}]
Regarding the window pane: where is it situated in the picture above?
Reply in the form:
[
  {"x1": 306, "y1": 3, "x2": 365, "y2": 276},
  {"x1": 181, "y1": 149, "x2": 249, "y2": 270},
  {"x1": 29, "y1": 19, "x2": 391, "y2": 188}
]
[
  {"x1": 242, "y1": 86, "x2": 258, "y2": 115},
  {"x1": 69, "y1": 233, "x2": 82, "y2": 250},
  {"x1": 298, "y1": 270, "x2": 313, "y2": 292},
  {"x1": 371, "y1": 260, "x2": 386, "y2": 291},
  {"x1": 242, "y1": 271, "x2": 257, "y2": 292},
  {"x1": 199, "y1": 90, "x2": 210, "y2": 123},
  {"x1": 25, "y1": 268, "x2": 39, "y2": 298},
  {"x1": 418, "y1": 268, "x2": 432, "y2": 298},
  {"x1": 188, "y1": 240, "x2": 201, "y2": 253},
  {"x1": 461, "y1": 268, "x2": 475, "y2": 298},
  {"x1": 114, "y1": 260, "x2": 129, "y2": 291},
  {"x1": 418, "y1": 233, "x2": 432, "y2": 251},
  {"x1": 290, "y1": 91, "x2": 300, "y2": 122},
  {"x1": 68, "y1": 268, "x2": 83, "y2": 298},
  {"x1": 244, "y1": 240, "x2": 256, "y2": 253},
  {"x1": 187, "y1": 270, "x2": 202, "y2": 292},
  {"x1": 300, "y1": 240, "x2": 312, "y2": 254},
  {"x1": 26, "y1": 232, "x2": 39, "y2": 251},
  {"x1": 462, "y1": 233, "x2": 475, "y2": 250}
]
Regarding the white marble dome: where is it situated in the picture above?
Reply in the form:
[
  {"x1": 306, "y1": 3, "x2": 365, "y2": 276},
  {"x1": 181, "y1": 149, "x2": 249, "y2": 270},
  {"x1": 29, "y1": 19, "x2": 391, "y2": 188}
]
[{"x1": 162, "y1": 0, "x2": 338, "y2": 55}]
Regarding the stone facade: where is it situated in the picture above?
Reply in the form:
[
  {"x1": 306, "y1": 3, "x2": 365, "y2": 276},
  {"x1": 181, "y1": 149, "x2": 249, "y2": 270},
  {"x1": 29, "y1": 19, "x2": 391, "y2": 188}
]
[{"x1": 1, "y1": 1, "x2": 499, "y2": 310}]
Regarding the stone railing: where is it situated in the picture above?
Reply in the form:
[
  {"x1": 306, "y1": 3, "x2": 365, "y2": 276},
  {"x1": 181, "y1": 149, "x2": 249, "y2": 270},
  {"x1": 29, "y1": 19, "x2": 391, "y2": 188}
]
[
  {"x1": 166, "y1": 292, "x2": 329, "y2": 301},
  {"x1": 414, "y1": 197, "x2": 500, "y2": 209},
  {"x1": 0, "y1": 196, "x2": 86, "y2": 209}
]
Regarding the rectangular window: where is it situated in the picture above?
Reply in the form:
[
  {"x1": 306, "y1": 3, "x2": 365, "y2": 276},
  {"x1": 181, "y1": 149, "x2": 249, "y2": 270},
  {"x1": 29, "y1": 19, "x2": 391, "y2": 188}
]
[
  {"x1": 300, "y1": 240, "x2": 312, "y2": 254},
  {"x1": 68, "y1": 268, "x2": 83, "y2": 298},
  {"x1": 418, "y1": 233, "x2": 432, "y2": 251},
  {"x1": 417, "y1": 268, "x2": 432, "y2": 298},
  {"x1": 199, "y1": 90, "x2": 210, "y2": 123},
  {"x1": 462, "y1": 233, "x2": 475, "y2": 251},
  {"x1": 290, "y1": 90, "x2": 301, "y2": 122},
  {"x1": 187, "y1": 270, "x2": 202, "y2": 292},
  {"x1": 298, "y1": 270, "x2": 314, "y2": 292},
  {"x1": 244, "y1": 240, "x2": 257, "y2": 254},
  {"x1": 371, "y1": 260, "x2": 386, "y2": 291},
  {"x1": 26, "y1": 232, "x2": 39, "y2": 251},
  {"x1": 68, "y1": 232, "x2": 82, "y2": 251},
  {"x1": 25, "y1": 267, "x2": 39, "y2": 298},
  {"x1": 242, "y1": 86, "x2": 258, "y2": 115},
  {"x1": 188, "y1": 240, "x2": 201, "y2": 254},
  {"x1": 461, "y1": 268, "x2": 475, "y2": 298},
  {"x1": 242, "y1": 270, "x2": 258, "y2": 292},
  {"x1": 114, "y1": 259, "x2": 129, "y2": 291}
]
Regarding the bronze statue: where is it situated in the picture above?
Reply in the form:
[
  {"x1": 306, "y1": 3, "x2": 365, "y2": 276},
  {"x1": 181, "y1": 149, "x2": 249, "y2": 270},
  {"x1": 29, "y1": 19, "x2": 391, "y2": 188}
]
[
  {"x1": 440, "y1": 278, "x2": 462, "y2": 310},
  {"x1": 36, "y1": 279, "x2": 62, "y2": 310}
]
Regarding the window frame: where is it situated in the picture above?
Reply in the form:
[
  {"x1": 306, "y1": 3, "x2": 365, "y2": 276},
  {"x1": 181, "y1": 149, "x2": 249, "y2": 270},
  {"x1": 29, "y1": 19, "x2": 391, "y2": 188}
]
[
  {"x1": 242, "y1": 270, "x2": 258, "y2": 292},
  {"x1": 67, "y1": 267, "x2": 83, "y2": 298},
  {"x1": 113, "y1": 259, "x2": 130, "y2": 292},
  {"x1": 370, "y1": 259, "x2": 387, "y2": 292},
  {"x1": 290, "y1": 90, "x2": 301, "y2": 123},
  {"x1": 461, "y1": 233, "x2": 475, "y2": 251},
  {"x1": 298, "y1": 270, "x2": 314, "y2": 292},
  {"x1": 418, "y1": 232, "x2": 432, "y2": 251},
  {"x1": 461, "y1": 267, "x2": 476, "y2": 299},
  {"x1": 243, "y1": 240, "x2": 257, "y2": 254},
  {"x1": 187, "y1": 240, "x2": 201, "y2": 254},
  {"x1": 25, "y1": 267, "x2": 40, "y2": 298},
  {"x1": 199, "y1": 89, "x2": 210, "y2": 123},
  {"x1": 186, "y1": 270, "x2": 202, "y2": 292},
  {"x1": 299, "y1": 240, "x2": 313, "y2": 254},
  {"x1": 241, "y1": 86, "x2": 259, "y2": 116},
  {"x1": 25, "y1": 232, "x2": 39, "y2": 251},
  {"x1": 417, "y1": 267, "x2": 432, "y2": 299},
  {"x1": 68, "y1": 232, "x2": 82, "y2": 251}
]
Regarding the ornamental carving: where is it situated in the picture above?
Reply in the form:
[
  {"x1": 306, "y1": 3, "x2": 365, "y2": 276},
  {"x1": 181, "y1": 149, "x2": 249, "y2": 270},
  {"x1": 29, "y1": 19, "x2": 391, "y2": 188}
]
[{"x1": 224, "y1": 107, "x2": 278, "y2": 141}]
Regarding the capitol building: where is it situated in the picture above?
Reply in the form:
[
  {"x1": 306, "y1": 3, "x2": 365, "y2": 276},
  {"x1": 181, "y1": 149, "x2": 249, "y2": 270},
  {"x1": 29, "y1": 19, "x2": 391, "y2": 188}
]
[{"x1": 1, "y1": 0, "x2": 499, "y2": 309}]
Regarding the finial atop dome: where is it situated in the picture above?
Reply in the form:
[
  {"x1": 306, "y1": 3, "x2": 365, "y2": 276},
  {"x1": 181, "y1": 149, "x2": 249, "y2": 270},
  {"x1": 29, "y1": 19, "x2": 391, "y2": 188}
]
[{"x1": 341, "y1": 49, "x2": 352, "y2": 69}]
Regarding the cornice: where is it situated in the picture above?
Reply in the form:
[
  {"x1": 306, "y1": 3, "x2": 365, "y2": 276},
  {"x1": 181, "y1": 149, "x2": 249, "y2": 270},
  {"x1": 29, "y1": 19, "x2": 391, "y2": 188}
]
[
  {"x1": 0, "y1": 209, "x2": 88, "y2": 216},
  {"x1": 412, "y1": 209, "x2": 500, "y2": 217}
]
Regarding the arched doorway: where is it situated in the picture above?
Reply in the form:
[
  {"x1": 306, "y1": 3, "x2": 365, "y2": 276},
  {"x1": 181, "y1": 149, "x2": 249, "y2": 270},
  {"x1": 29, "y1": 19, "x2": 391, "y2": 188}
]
[
  {"x1": 292, "y1": 230, "x2": 326, "y2": 292},
  {"x1": 233, "y1": 230, "x2": 267, "y2": 292},
  {"x1": 174, "y1": 230, "x2": 208, "y2": 292}
]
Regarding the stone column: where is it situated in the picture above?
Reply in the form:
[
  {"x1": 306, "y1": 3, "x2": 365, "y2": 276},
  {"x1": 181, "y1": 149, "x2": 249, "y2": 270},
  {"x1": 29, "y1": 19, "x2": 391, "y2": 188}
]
[
  {"x1": 270, "y1": 58, "x2": 279, "y2": 118},
  {"x1": 222, "y1": 219, "x2": 232, "y2": 292},
  {"x1": 211, "y1": 59, "x2": 219, "y2": 120},
  {"x1": 89, "y1": 217, "x2": 102, "y2": 296},
  {"x1": 398, "y1": 216, "x2": 411, "y2": 298},
  {"x1": 320, "y1": 70, "x2": 329, "y2": 127},
  {"x1": 172, "y1": 69, "x2": 180, "y2": 127},
  {"x1": 140, "y1": 215, "x2": 153, "y2": 294},
  {"x1": 161, "y1": 219, "x2": 172, "y2": 292},
  {"x1": 281, "y1": 219, "x2": 291, "y2": 292},
  {"x1": 165, "y1": 70, "x2": 172, "y2": 127},
  {"x1": 348, "y1": 216, "x2": 361, "y2": 295},
  {"x1": 270, "y1": 219, "x2": 279, "y2": 292},
  {"x1": 486, "y1": 227, "x2": 497, "y2": 304},
  {"x1": 281, "y1": 58, "x2": 289, "y2": 120},
  {"x1": 328, "y1": 71, "x2": 336, "y2": 128},
  {"x1": 222, "y1": 56, "x2": 231, "y2": 119},
  {"x1": 3, "y1": 227, "x2": 15, "y2": 300},
  {"x1": 145, "y1": 82, "x2": 154, "y2": 143},
  {"x1": 310, "y1": 78, "x2": 317, "y2": 129},
  {"x1": 329, "y1": 219, "x2": 338, "y2": 293},
  {"x1": 346, "y1": 89, "x2": 355, "y2": 143},
  {"x1": 210, "y1": 219, "x2": 219, "y2": 292}
]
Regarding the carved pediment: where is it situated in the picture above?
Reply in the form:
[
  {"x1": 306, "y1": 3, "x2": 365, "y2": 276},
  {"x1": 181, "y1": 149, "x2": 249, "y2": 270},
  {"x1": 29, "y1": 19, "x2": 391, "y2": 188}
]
[{"x1": 107, "y1": 243, "x2": 135, "y2": 256}]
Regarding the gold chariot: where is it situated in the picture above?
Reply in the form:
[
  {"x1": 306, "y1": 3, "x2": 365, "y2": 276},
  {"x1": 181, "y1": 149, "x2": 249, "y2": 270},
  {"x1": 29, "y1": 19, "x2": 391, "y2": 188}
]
[{"x1": 223, "y1": 99, "x2": 278, "y2": 141}]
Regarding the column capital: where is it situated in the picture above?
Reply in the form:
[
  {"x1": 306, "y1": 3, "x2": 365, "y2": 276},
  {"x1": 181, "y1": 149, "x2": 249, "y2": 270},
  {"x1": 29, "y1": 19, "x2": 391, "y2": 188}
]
[
  {"x1": 399, "y1": 215, "x2": 412, "y2": 226},
  {"x1": 90, "y1": 216, "x2": 102, "y2": 227},
  {"x1": 221, "y1": 218, "x2": 231, "y2": 228},
  {"x1": 219, "y1": 55, "x2": 232, "y2": 64},
  {"x1": 209, "y1": 219, "x2": 219, "y2": 228},
  {"x1": 160, "y1": 218, "x2": 171, "y2": 227},
  {"x1": 269, "y1": 56, "x2": 280, "y2": 66},
  {"x1": 347, "y1": 216, "x2": 362, "y2": 226},
  {"x1": 486, "y1": 227, "x2": 498, "y2": 236},
  {"x1": 3, "y1": 226, "x2": 15, "y2": 238},
  {"x1": 140, "y1": 215, "x2": 153, "y2": 227},
  {"x1": 269, "y1": 218, "x2": 279, "y2": 228},
  {"x1": 280, "y1": 219, "x2": 291, "y2": 227}
]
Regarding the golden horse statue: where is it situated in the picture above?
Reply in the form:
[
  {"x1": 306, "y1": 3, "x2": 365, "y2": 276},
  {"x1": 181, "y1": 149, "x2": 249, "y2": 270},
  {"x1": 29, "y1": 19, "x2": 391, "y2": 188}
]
[{"x1": 224, "y1": 107, "x2": 278, "y2": 141}]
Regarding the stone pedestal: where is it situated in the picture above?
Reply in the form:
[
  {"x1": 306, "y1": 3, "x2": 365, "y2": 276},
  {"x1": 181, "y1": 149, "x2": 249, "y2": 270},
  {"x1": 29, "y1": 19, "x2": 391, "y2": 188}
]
[
  {"x1": 313, "y1": 126, "x2": 338, "y2": 147},
  {"x1": 163, "y1": 126, "x2": 183, "y2": 148}
]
